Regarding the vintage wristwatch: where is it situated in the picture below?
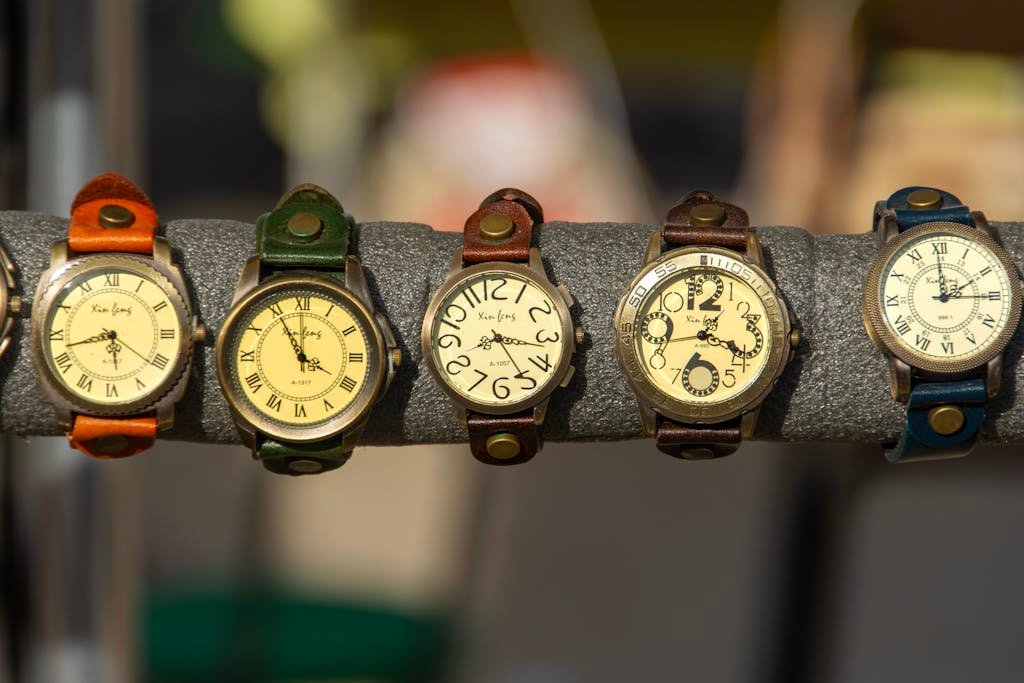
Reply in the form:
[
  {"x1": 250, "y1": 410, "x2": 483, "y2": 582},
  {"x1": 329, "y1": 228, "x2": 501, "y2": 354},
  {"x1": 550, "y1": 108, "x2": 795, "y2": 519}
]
[
  {"x1": 32, "y1": 172, "x2": 205, "y2": 458},
  {"x1": 421, "y1": 188, "x2": 580, "y2": 465},
  {"x1": 215, "y1": 184, "x2": 400, "y2": 475},
  {"x1": 862, "y1": 187, "x2": 1021, "y2": 462},
  {"x1": 613, "y1": 191, "x2": 798, "y2": 458}
]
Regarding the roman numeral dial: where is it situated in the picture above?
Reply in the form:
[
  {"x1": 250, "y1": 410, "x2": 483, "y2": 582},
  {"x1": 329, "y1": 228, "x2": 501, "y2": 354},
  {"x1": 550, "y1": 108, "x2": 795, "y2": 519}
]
[
  {"x1": 228, "y1": 288, "x2": 371, "y2": 427},
  {"x1": 42, "y1": 266, "x2": 186, "y2": 407},
  {"x1": 877, "y1": 230, "x2": 1017, "y2": 363}
]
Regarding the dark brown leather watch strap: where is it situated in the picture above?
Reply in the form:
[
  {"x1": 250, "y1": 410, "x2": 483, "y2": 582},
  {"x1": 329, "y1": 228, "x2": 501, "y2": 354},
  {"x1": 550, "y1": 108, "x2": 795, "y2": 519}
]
[
  {"x1": 467, "y1": 410, "x2": 541, "y2": 466},
  {"x1": 462, "y1": 188, "x2": 543, "y2": 264},
  {"x1": 655, "y1": 416, "x2": 742, "y2": 459},
  {"x1": 663, "y1": 190, "x2": 749, "y2": 251}
]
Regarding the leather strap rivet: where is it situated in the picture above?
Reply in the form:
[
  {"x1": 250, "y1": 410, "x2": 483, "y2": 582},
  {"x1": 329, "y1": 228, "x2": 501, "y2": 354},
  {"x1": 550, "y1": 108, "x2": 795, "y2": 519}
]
[
  {"x1": 689, "y1": 203, "x2": 726, "y2": 226},
  {"x1": 98, "y1": 204, "x2": 136, "y2": 229},
  {"x1": 287, "y1": 212, "x2": 323, "y2": 240},
  {"x1": 288, "y1": 458, "x2": 324, "y2": 474},
  {"x1": 907, "y1": 188, "x2": 942, "y2": 210},
  {"x1": 928, "y1": 405, "x2": 965, "y2": 436},
  {"x1": 480, "y1": 213, "x2": 515, "y2": 241},
  {"x1": 93, "y1": 434, "x2": 129, "y2": 455},
  {"x1": 485, "y1": 432, "x2": 521, "y2": 460}
]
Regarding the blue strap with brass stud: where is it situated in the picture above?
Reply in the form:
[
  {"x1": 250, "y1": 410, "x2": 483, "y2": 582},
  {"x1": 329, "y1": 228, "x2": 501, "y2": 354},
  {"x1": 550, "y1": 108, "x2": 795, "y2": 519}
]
[{"x1": 883, "y1": 186, "x2": 983, "y2": 462}]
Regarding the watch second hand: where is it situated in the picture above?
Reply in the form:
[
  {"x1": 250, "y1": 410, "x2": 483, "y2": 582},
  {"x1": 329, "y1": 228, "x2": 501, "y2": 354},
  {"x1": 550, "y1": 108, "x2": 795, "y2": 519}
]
[
  {"x1": 112, "y1": 332, "x2": 159, "y2": 367},
  {"x1": 492, "y1": 329, "x2": 524, "y2": 375}
]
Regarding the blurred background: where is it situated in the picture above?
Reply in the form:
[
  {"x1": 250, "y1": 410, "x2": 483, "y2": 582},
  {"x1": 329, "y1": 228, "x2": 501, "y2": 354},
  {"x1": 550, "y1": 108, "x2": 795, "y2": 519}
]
[{"x1": 2, "y1": 0, "x2": 1024, "y2": 681}]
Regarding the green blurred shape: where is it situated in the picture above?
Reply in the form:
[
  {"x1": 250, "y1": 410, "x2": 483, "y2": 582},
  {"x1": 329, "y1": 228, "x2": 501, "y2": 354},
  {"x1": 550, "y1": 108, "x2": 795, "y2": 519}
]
[{"x1": 144, "y1": 587, "x2": 449, "y2": 682}]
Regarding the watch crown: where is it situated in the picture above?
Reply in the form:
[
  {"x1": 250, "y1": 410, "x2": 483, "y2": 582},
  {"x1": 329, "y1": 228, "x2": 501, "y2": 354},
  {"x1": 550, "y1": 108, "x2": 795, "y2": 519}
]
[
  {"x1": 574, "y1": 326, "x2": 585, "y2": 346},
  {"x1": 390, "y1": 347, "x2": 402, "y2": 369},
  {"x1": 193, "y1": 323, "x2": 208, "y2": 345},
  {"x1": 789, "y1": 328, "x2": 801, "y2": 349},
  {"x1": 8, "y1": 295, "x2": 22, "y2": 317}
]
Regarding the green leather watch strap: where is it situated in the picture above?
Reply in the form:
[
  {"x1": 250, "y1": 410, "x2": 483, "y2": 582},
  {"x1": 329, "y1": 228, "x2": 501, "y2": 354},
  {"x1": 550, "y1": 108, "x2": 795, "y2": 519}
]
[
  {"x1": 252, "y1": 183, "x2": 354, "y2": 474},
  {"x1": 256, "y1": 183, "x2": 352, "y2": 272},
  {"x1": 256, "y1": 437, "x2": 352, "y2": 476}
]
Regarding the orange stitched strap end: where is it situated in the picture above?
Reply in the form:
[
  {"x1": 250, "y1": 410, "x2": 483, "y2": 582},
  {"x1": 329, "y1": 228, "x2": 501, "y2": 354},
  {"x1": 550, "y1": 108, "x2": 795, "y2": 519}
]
[
  {"x1": 69, "y1": 173, "x2": 158, "y2": 254},
  {"x1": 68, "y1": 415, "x2": 158, "y2": 459}
]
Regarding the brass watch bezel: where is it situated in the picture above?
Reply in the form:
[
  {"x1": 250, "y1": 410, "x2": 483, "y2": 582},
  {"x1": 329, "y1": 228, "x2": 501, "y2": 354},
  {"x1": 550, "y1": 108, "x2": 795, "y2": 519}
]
[
  {"x1": 862, "y1": 220, "x2": 1022, "y2": 374},
  {"x1": 31, "y1": 253, "x2": 194, "y2": 417},
  {"x1": 613, "y1": 244, "x2": 792, "y2": 424},
  {"x1": 421, "y1": 260, "x2": 575, "y2": 416},
  {"x1": 215, "y1": 273, "x2": 388, "y2": 443}
]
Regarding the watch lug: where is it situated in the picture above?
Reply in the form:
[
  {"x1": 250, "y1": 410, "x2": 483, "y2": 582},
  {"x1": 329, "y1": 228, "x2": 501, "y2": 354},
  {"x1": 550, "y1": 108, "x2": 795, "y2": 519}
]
[
  {"x1": 559, "y1": 364, "x2": 576, "y2": 388},
  {"x1": 0, "y1": 246, "x2": 16, "y2": 290},
  {"x1": 740, "y1": 406, "x2": 760, "y2": 439},
  {"x1": 745, "y1": 233, "x2": 765, "y2": 268},
  {"x1": 156, "y1": 404, "x2": 174, "y2": 431},
  {"x1": 452, "y1": 404, "x2": 468, "y2": 428},
  {"x1": 556, "y1": 284, "x2": 574, "y2": 308},
  {"x1": 973, "y1": 210, "x2": 994, "y2": 238},
  {"x1": 533, "y1": 397, "x2": 550, "y2": 427},
  {"x1": 881, "y1": 214, "x2": 900, "y2": 244},
  {"x1": 527, "y1": 248, "x2": 545, "y2": 275},
  {"x1": 152, "y1": 236, "x2": 172, "y2": 266},
  {"x1": 341, "y1": 419, "x2": 368, "y2": 454},
  {"x1": 345, "y1": 256, "x2": 375, "y2": 311},
  {"x1": 54, "y1": 408, "x2": 73, "y2": 432},
  {"x1": 986, "y1": 354, "x2": 1003, "y2": 399},
  {"x1": 638, "y1": 402, "x2": 657, "y2": 436},
  {"x1": 231, "y1": 256, "x2": 261, "y2": 305},
  {"x1": 643, "y1": 232, "x2": 663, "y2": 265},
  {"x1": 888, "y1": 356, "x2": 912, "y2": 402},
  {"x1": 447, "y1": 249, "x2": 465, "y2": 278},
  {"x1": 49, "y1": 240, "x2": 69, "y2": 268}
]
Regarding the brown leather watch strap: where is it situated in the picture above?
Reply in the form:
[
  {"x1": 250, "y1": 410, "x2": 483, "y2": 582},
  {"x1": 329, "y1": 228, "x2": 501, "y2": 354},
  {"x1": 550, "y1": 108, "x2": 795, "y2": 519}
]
[
  {"x1": 662, "y1": 190, "x2": 749, "y2": 251},
  {"x1": 467, "y1": 410, "x2": 541, "y2": 466},
  {"x1": 655, "y1": 416, "x2": 742, "y2": 459},
  {"x1": 462, "y1": 188, "x2": 543, "y2": 264}
]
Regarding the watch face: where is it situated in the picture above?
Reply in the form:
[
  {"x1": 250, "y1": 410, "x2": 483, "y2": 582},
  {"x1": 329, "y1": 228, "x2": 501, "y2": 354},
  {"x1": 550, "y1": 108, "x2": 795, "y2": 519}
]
[
  {"x1": 867, "y1": 222, "x2": 1021, "y2": 371},
  {"x1": 426, "y1": 267, "x2": 571, "y2": 410},
  {"x1": 634, "y1": 261, "x2": 773, "y2": 404},
  {"x1": 40, "y1": 261, "x2": 189, "y2": 410},
  {"x1": 614, "y1": 246, "x2": 791, "y2": 422},
  {"x1": 218, "y1": 276, "x2": 383, "y2": 440}
]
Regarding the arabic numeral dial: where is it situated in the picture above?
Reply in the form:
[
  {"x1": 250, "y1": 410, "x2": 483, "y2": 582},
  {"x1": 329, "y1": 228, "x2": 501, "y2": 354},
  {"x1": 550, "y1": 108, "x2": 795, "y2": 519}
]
[{"x1": 431, "y1": 271, "x2": 565, "y2": 406}]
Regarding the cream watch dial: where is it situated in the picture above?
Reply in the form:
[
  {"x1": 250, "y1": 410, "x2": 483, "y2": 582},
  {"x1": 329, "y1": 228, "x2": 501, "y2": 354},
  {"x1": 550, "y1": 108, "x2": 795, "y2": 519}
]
[
  {"x1": 878, "y1": 230, "x2": 1015, "y2": 363},
  {"x1": 634, "y1": 264, "x2": 772, "y2": 404},
  {"x1": 44, "y1": 267, "x2": 185, "y2": 406},
  {"x1": 226, "y1": 287, "x2": 371, "y2": 427},
  {"x1": 430, "y1": 270, "x2": 566, "y2": 407}
]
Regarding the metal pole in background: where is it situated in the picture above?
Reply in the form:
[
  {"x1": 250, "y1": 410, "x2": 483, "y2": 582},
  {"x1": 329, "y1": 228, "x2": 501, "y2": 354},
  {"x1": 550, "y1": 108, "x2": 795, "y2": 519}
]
[{"x1": 16, "y1": 0, "x2": 142, "y2": 681}]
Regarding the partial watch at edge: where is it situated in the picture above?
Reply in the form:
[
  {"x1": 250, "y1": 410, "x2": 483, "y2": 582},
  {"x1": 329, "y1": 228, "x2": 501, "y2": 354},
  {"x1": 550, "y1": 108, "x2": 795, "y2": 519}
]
[{"x1": 13, "y1": 173, "x2": 1020, "y2": 472}]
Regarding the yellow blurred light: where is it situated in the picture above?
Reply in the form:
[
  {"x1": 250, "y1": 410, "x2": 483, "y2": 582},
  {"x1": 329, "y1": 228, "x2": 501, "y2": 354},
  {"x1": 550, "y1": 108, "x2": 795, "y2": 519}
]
[{"x1": 223, "y1": 0, "x2": 343, "y2": 67}]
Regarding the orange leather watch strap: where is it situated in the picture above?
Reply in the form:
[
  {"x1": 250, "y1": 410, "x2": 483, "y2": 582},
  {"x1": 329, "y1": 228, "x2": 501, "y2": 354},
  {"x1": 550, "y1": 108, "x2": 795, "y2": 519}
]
[
  {"x1": 68, "y1": 414, "x2": 158, "y2": 459},
  {"x1": 69, "y1": 172, "x2": 158, "y2": 254}
]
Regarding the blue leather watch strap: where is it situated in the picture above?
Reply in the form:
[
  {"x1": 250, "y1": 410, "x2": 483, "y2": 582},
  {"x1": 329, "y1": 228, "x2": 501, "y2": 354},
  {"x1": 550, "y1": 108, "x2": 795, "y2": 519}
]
[
  {"x1": 886, "y1": 186, "x2": 974, "y2": 230},
  {"x1": 885, "y1": 379, "x2": 986, "y2": 463}
]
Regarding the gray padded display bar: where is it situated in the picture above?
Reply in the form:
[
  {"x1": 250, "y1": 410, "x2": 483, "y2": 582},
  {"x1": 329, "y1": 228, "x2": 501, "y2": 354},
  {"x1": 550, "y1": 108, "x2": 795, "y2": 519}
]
[{"x1": 2, "y1": 211, "x2": 1024, "y2": 446}]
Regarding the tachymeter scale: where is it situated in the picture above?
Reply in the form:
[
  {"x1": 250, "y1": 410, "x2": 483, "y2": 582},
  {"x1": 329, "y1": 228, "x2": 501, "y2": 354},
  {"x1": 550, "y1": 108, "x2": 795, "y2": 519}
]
[
  {"x1": 879, "y1": 232, "x2": 1014, "y2": 362},
  {"x1": 430, "y1": 271, "x2": 565, "y2": 406},
  {"x1": 633, "y1": 265, "x2": 772, "y2": 404},
  {"x1": 44, "y1": 267, "x2": 185, "y2": 406},
  {"x1": 228, "y1": 289, "x2": 370, "y2": 427}
]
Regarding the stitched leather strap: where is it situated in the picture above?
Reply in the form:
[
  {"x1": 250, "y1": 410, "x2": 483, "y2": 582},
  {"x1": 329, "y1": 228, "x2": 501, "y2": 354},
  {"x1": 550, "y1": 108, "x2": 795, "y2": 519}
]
[
  {"x1": 882, "y1": 186, "x2": 984, "y2": 461},
  {"x1": 256, "y1": 183, "x2": 351, "y2": 273},
  {"x1": 252, "y1": 184, "x2": 353, "y2": 470},
  {"x1": 663, "y1": 190, "x2": 749, "y2": 250},
  {"x1": 462, "y1": 188, "x2": 542, "y2": 264},
  {"x1": 255, "y1": 437, "x2": 352, "y2": 476},
  {"x1": 654, "y1": 191, "x2": 751, "y2": 457},
  {"x1": 68, "y1": 414, "x2": 157, "y2": 459},
  {"x1": 69, "y1": 172, "x2": 158, "y2": 254},
  {"x1": 885, "y1": 380, "x2": 985, "y2": 462},
  {"x1": 655, "y1": 416, "x2": 742, "y2": 459},
  {"x1": 66, "y1": 173, "x2": 162, "y2": 457},
  {"x1": 885, "y1": 186, "x2": 974, "y2": 231},
  {"x1": 467, "y1": 410, "x2": 541, "y2": 466}
]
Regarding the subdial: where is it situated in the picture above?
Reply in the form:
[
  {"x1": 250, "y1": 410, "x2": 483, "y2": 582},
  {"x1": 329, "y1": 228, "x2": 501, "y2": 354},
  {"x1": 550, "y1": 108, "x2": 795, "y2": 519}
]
[{"x1": 641, "y1": 311, "x2": 673, "y2": 344}]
